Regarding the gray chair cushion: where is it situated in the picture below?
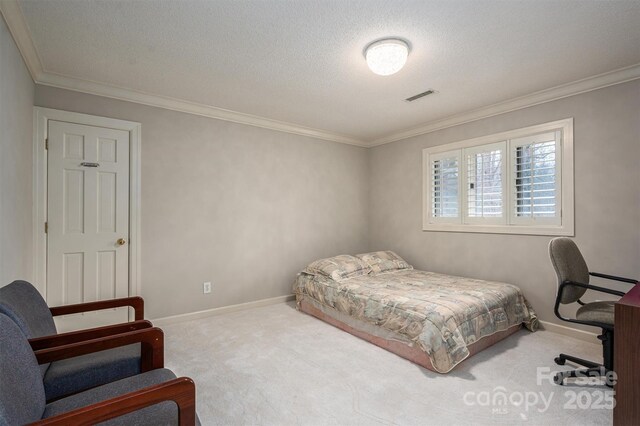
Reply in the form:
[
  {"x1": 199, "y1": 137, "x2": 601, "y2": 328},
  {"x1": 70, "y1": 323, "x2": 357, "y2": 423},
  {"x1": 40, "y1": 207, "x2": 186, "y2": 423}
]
[
  {"x1": 0, "y1": 281, "x2": 57, "y2": 338},
  {"x1": 576, "y1": 301, "x2": 615, "y2": 326},
  {"x1": 0, "y1": 314, "x2": 46, "y2": 424},
  {"x1": 44, "y1": 343, "x2": 141, "y2": 401},
  {"x1": 0, "y1": 280, "x2": 58, "y2": 378},
  {"x1": 44, "y1": 368, "x2": 201, "y2": 426},
  {"x1": 549, "y1": 238, "x2": 590, "y2": 304}
]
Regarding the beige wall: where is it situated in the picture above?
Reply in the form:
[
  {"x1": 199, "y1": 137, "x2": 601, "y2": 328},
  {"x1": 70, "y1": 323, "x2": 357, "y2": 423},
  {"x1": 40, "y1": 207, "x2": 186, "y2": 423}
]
[
  {"x1": 369, "y1": 80, "x2": 640, "y2": 327},
  {"x1": 0, "y1": 16, "x2": 34, "y2": 285},
  {"x1": 35, "y1": 85, "x2": 370, "y2": 319}
]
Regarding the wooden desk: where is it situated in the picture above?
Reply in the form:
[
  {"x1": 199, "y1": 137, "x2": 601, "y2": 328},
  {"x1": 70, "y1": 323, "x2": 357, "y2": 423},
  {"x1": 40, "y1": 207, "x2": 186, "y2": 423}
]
[{"x1": 614, "y1": 283, "x2": 640, "y2": 425}]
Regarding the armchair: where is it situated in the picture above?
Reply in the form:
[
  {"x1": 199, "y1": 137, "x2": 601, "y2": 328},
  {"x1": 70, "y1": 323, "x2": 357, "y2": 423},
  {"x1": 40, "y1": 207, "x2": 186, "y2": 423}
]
[
  {"x1": 0, "y1": 280, "x2": 151, "y2": 400},
  {"x1": 0, "y1": 313, "x2": 199, "y2": 425}
]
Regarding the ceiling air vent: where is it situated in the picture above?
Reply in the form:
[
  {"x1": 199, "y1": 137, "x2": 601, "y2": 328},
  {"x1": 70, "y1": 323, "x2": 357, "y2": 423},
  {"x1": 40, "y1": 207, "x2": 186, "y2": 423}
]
[{"x1": 405, "y1": 89, "x2": 436, "y2": 102}]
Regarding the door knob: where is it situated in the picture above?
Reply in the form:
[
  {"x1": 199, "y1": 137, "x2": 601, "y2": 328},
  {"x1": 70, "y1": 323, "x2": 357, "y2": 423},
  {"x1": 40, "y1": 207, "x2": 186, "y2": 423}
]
[{"x1": 117, "y1": 238, "x2": 127, "y2": 246}]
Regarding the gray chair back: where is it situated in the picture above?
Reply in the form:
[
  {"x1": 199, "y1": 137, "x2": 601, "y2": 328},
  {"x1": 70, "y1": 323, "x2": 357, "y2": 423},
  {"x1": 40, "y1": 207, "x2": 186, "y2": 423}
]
[
  {"x1": 0, "y1": 313, "x2": 46, "y2": 424},
  {"x1": 0, "y1": 280, "x2": 58, "y2": 377},
  {"x1": 548, "y1": 237, "x2": 590, "y2": 304}
]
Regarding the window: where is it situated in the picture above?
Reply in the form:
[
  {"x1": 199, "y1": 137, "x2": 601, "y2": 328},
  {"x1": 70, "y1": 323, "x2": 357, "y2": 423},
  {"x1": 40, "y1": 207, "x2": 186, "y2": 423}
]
[
  {"x1": 512, "y1": 132, "x2": 559, "y2": 225},
  {"x1": 423, "y1": 119, "x2": 573, "y2": 235},
  {"x1": 465, "y1": 142, "x2": 505, "y2": 223}
]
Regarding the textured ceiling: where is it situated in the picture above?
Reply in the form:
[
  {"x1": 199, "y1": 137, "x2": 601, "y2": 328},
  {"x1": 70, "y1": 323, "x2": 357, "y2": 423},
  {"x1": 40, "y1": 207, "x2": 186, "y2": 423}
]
[{"x1": 17, "y1": 0, "x2": 640, "y2": 141}]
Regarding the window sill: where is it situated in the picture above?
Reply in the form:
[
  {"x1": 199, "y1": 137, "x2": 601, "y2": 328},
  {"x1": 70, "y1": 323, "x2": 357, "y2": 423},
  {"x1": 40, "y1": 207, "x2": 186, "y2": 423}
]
[{"x1": 422, "y1": 223, "x2": 574, "y2": 236}]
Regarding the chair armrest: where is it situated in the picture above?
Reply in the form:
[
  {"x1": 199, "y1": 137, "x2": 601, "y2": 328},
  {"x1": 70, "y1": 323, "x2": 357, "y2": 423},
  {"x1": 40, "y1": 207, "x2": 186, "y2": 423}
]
[
  {"x1": 589, "y1": 272, "x2": 638, "y2": 285},
  {"x1": 561, "y1": 279, "x2": 626, "y2": 298},
  {"x1": 49, "y1": 296, "x2": 144, "y2": 321},
  {"x1": 34, "y1": 327, "x2": 164, "y2": 372},
  {"x1": 29, "y1": 377, "x2": 196, "y2": 426},
  {"x1": 554, "y1": 280, "x2": 624, "y2": 330},
  {"x1": 29, "y1": 320, "x2": 153, "y2": 351}
]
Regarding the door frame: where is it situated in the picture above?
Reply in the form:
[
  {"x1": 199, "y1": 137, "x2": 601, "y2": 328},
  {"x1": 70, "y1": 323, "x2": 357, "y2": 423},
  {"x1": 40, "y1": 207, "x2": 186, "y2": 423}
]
[{"x1": 33, "y1": 107, "x2": 142, "y2": 301}]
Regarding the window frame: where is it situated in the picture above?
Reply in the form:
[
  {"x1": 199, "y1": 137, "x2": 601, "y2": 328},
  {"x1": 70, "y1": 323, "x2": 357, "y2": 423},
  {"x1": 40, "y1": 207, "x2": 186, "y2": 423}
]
[{"x1": 422, "y1": 118, "x2": 574, "y2": 236}]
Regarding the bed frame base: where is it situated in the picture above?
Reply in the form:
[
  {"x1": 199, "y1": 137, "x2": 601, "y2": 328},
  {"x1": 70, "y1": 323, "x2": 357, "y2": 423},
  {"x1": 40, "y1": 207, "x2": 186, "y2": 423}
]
[{"x1": 299, "y1": 298, "x2": 521, "y2": 373}]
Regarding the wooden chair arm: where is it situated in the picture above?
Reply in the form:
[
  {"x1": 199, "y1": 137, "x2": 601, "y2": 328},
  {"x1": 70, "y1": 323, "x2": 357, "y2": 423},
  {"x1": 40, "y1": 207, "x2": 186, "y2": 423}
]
[
  {"x1": 34, "y1": 327, "x2": 164, "y2": 372},
  {"x1": 49, "y1": 296, "x2": 144, "y2": 321},
  {"x1": 29, "y1": 377, "x2": 196, "y2": 426},
  {"x1": 29, "y1": 320, "x2": 153, "y2": 351}
]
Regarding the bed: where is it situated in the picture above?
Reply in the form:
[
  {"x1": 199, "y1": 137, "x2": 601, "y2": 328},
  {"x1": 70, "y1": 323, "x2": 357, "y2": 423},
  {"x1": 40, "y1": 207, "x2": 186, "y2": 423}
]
[{"x1": 293, "y1": 251, "x2": 538, "y2": 373}]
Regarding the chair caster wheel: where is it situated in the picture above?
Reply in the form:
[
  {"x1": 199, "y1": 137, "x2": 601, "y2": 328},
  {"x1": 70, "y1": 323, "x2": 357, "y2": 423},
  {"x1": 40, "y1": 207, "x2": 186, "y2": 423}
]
[
  {"x1": 554, "y1": 374, "x2": 565, "y2": 385},
  {"x1": 554, "y1": 357, "x2": 565, "y2": 365}
]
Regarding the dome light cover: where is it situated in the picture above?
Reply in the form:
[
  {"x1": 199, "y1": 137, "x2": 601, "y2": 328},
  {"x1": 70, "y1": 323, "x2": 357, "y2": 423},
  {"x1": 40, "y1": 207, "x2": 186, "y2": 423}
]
[{"x1": 365, "y1": 39, "x2": 409, "y2": 76}]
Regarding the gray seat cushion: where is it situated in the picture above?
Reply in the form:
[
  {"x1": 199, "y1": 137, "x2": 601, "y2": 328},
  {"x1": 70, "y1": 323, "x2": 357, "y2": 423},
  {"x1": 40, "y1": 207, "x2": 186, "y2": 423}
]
[
  {"x1": 576, "y1": 301, "x2": 615, "y2": 325},
  {"x1": 0, "y1": 314, "x2": 46, "y2": 424},
  {"x1": 44, "y1": 368, "x2": 201, "y2": 426},
  {"x1": 44, "y1": 343, "x2": 141, "y2": 401}
]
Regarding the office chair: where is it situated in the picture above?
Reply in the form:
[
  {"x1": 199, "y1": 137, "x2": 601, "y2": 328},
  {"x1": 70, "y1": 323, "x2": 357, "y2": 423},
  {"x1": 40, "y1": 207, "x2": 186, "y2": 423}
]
[{"x1": 548, "y1": 237, "x2": 637, "y2": 385}]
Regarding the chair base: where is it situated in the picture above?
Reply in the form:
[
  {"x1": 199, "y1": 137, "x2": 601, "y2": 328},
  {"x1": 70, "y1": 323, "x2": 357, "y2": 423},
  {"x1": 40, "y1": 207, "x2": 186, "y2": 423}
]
[
  {"x1": 553, "y1": 356, "x2": 608, "y2": 385},
  {"x1": 553, "y1": 329, "x2": 613, "y2": 387}
]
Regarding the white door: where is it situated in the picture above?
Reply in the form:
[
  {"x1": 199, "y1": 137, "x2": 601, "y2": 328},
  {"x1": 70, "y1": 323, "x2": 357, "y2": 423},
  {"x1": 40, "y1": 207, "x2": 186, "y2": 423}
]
[{"x1": 47, "y1": 120, "x2": 130, "y2": 331}]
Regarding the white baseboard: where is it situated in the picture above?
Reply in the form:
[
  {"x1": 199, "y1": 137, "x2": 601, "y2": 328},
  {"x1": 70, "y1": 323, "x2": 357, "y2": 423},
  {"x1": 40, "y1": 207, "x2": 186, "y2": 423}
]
[
  {"x1": 152, "y1": 295, "x2": 599, "y2": 346},
  {"x1": 539, "y1": 320, "x2": 599, "y2": 345},
  {"x1": 151, "y1": 294, "x2": 296, "y2": 326}
]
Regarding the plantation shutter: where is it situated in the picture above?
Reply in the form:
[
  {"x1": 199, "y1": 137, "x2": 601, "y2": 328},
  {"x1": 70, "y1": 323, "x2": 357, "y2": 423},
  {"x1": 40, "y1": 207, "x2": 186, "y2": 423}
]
[
  {"x1": 511, "y1": 131, "x2": 561, "y2": 225},
  {"x1": 464, "y1": 142, "x2": 506, "y2": 223},
  {"x1": 429, "y1": 150, "x2": 460, "y2": 222}
]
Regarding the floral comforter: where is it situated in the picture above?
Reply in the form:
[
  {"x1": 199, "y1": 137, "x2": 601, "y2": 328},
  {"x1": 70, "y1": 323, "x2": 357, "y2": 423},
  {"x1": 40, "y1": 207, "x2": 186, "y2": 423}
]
[{"x1": 294, "y1": 269, "x2": 538, "y2": 373}]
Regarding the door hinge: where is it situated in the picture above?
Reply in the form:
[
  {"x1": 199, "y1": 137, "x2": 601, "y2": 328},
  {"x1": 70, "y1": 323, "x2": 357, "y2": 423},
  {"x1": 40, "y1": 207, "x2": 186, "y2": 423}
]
[
  {"x1": 45, "y1": 138, "x2": 48, "y2": 150},
  {"x1": 44, "y1": 222, "x2": 48, "y2": 234}
]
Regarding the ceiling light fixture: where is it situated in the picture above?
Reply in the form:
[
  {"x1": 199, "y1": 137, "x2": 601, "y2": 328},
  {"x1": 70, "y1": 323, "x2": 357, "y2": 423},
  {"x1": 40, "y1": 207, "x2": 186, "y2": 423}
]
[{"x1": 365, "y1": 38, "x2": 410, "y2": 76}]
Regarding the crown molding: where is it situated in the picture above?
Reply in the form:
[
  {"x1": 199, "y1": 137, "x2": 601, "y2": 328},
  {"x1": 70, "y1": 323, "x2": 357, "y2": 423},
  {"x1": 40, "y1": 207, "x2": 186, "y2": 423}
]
[
  {"x1": 36, "y1": 72, "x2": 367, "y2": 146},
  {"x1": 0, "y1": 0, "x2": 43, "y2": 80},
  {"x1": 0, "y1": 0, "x2": 366, "y2": 147},
  {"x1": 3, "y1": 0, "x2": 640, "y2": 148},
  {"x1": 370, "y1": 63, "x2": 640, "y2": 146}
]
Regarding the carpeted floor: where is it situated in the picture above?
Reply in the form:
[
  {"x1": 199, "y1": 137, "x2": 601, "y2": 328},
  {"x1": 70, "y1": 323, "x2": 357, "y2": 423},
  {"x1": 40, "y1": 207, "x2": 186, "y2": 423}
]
[{"x1": 163, "y1": 301, "x2": 612, "y2": 425}]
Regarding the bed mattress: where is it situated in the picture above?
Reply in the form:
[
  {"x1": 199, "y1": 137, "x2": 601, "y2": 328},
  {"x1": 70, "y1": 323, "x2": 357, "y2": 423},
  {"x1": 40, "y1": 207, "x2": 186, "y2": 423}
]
[{"x1": 294, "y1": 268, "x2": 538, "y2": 373}]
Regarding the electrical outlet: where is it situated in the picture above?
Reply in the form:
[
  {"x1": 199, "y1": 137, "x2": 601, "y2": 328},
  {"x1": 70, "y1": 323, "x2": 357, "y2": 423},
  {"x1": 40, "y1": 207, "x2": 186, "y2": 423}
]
[{"x1": 203, "y1": 282, "x2": 212, "y2": 294}]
